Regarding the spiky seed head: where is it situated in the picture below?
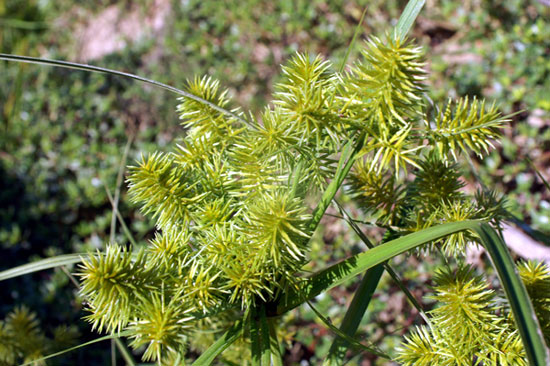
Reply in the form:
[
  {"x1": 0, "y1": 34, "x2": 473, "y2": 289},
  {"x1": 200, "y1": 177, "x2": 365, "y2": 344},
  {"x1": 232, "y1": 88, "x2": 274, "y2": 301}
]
[
  {"x1": 177, "y1": 75, "x2": 238, "y2": 140},
  {"x1": 274, "y1": 53, "x2": 342, "y2": 146},
  {"x1": 518, "y1": 261, "x2": 550, "y2": 345},
  {"x1": 245, "y1": 189, "x2": 311, "y2": 270},
  {"x1": 429, "y1": 265, "x2": 498, "y2": 340},
  {"x1": 411, "y1": 154, "x2": 465, "y2": 207},
  {"x1": 427, "y1": 97, "x2": 508, "y2": 161},
  {"x1": 347, "y1": 158, "x2": 404, "y2": 224},
  {"x1": 344, "y1": 34, "x2": 426, "y2": 128},
  {"x1": 127, "y1": 152, "x2": 207, "y2": 230},
  {"x1": 129, "y1": 289, "x2": 194, "y2": 362}
]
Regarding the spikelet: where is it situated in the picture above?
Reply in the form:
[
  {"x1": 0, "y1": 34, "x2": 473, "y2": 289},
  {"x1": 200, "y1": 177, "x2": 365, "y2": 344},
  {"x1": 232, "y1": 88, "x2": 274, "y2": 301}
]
[
  {"x1": 129, "y1": 288, "x2": 194, "y2": 362},
  {"x1": 274, "y1": 53, "x2": 342, "y2": 146},
  {"x1": 177, "y1": 75, "x2": 239, "y2": 140},
  {"x1": 78, "y1": 245, "x2": 157, "y2": 333},
  {"x1": 244, "y1": 189, "x2": 311, "y2": 270},
  {"x1": 426, "y1": 97, "x2": 508, "y2": 161},
  {"x1": 127, "y1": 152, "x2": 207, "y2": 230},
  {"x1": 410, "y1": 154, "x2": 465, "y2": 208},
  {"x1": 518, "y1": 261, "x2": 550, "y2": 345},
  {"x1": 343, "y1": 35, "x2": 426, "y2": 129},
  {"x1": 397, "y1": 265, "x2": 528, "y2": 366},
  {"x1": 347, "y1": 159, "x2": 405, "y2": 225}
]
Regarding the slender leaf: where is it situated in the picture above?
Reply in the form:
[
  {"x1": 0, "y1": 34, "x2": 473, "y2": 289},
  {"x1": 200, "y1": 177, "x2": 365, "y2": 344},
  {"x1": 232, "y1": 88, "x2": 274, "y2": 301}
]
[
  {"x1": 0, "y1": 53, "x2": 249, "y2": 126},
  {"x1": 192, "y1": 320, "x2": 244, "y2": 366},
  {"x1": 249, "y1": 306, "x2": 271, "y2": 366},
  {"x1": 395, "y1": 0, "x2": 426, "y2": 40},
  {"x1": 0, "y1": 254, "x2": 86, "y2": 281},
  {"x1": 115, "y1": 338, "x2": 136, "y2": 366},
  {"x1": 509, "y1": 216, "x2": 550, "y2": 247},
  {"x1": 527, "y1": 156, "x2": 550, "y2": 192},
  {"x1": 250, "y1": 311, "x2": 261, "y2": 366},
  {"x1": 104, "y1": 182, "x2": 139, "y2": 247},
  {"x1": 20, "y1": 331, "x2": 132, "y2": 366},
  {"x1": 259, "y1": 307, "x2": 271, "y2": 366},
  {"x1": 471, "y1": 223, "x2": 550, "y2": 366},
  {"x1": 111, "y1": 136, "x2": 134, "y2": 241},
  {"x1": 324, "y1": 265, "x2": 385, "y2": 366},
  {"x1": 338, "y1": 4, "x2": 368, "y2": 73},
  {"x1": 276, "y1": 221, "x2": 481, "y2": 314},
  {"x1": 111, "y1": 336, "x2": 117, "y2": 366}
]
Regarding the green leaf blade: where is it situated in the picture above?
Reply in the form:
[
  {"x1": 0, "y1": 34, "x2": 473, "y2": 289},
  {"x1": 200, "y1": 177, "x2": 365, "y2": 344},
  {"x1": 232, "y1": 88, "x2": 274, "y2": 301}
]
[
  {"x1": 192, "y1": 320, "x2": 244, "y2": 366},
  {"x1": 324, "y1": 265, "x2": 385, "y2": 366},
  {"x1": 0, "y1": 254, "x2": 86, "y2": 281},
  {"x1": 395, "y1": 0, "x2": 426, "y2": 40},
  {"x1": 278, "y1": 220, "x2": 480, "y2": 314},
  {"x1": 20, "y1": 331, "x2": 132, "y2": 366},
  {"x1": 0, "y1": 53, "x2": 249, "y2": 126},
  {"x1": 472, "y1": 223, "x2": 550, "y2": 366}
]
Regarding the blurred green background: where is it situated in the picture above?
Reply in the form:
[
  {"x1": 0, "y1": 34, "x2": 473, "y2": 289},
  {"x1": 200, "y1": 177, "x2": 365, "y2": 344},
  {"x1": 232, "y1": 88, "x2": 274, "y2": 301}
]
[{"x1": 1, "y1": 0, "x2": 549, "y2": 364}]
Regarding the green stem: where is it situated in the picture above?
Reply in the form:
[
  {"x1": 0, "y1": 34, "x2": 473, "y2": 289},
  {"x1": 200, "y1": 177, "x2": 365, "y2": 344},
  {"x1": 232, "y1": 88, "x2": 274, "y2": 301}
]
[{"x1": 307, "y1": 133, "x2": 365, "y2": 233}]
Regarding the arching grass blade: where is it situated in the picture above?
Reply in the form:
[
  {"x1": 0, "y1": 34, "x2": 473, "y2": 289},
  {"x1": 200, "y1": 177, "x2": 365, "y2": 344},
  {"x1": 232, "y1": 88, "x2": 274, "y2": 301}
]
[
  {"x1": 472, "y1": 223, "x2": 550, "y2": 366},
  {"x1": 277, "y1": 221, "x2": 480, "y2": 314},
  {"x1": 0, "y1": 254, "x2": 86, "y2": 281},
  {"x1": 395, "y1": 0, "x2": 426, "y2": 40},
  {"x1": 19, "y1": 331, "x2": 132, "y2": 366},
  {"x1": 0, "y1": 53, "x2": 249, "y2": 126},
  {"x1": 192, "y1": 320, "x2": 244, "y2": 366}
]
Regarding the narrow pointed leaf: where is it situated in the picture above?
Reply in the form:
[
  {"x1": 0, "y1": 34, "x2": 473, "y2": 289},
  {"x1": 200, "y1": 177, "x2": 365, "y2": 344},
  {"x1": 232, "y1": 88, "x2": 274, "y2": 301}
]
[
  {"x1": 0, "y1": 53, "x2": 249, "y2": 126},
  {"x1": 527, "y1": 156, "x2": 550, "y2": 192},
  {"x1": 324, "y1": 265, "x2": 384, "y2": 366},
  {"x1": 0, "y1": 254, "x2": 86, "y2": 281},
  {"x1": 306, "y1": 299, "x2": 390, "y2": 359},
  {"x1": 259, "y1": 308, "x2": 271, "y2": 366},
  {"x1": 472, "y1": 223, "x2": 550, "y2": 366},
  {"x1": 395, "y1": 0, "x2": 426, "y2": 40},
  {"x1": 338, "y1": 5, "x2": 368, "y2": 73},
  {"x1": 308, "y1": 133, "x2": 364, "y2": 233},
  {"x1": 333, "y1": 200, "x2": 428, "y2": 321},
  {"x1": 509, "y1": 216, "x2": 550, "y2": 247},
  {"x1": 267, "y1": 318, "x2": 284, "y2": 366},
  {"x1": 277, "y1": 220, "x2": 480, "y2": 314},
  {"x1": 115, "y1": 338, "x2": 137, "y2": 366},
  {"x1": 250, "y1": 312, "x2": 261, "y2": 366},
  {"x1": 192, "y1": 320, "x2": 244, "y2": 366},
  {"x1": 20, "y1": 331, "x2": 132, "y2": 366}
]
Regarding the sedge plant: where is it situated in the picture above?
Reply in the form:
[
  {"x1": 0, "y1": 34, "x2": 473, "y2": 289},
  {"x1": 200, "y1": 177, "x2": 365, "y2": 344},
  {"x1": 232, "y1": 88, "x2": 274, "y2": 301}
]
[{"x1": 0, "y1": 0, "x2": 549, "y2": 365}]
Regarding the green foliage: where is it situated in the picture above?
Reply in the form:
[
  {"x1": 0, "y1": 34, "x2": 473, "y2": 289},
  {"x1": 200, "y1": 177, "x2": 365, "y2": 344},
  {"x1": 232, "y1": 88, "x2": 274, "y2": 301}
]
[
  {"x1": 344, "y1": 35, "x2": 426, "y2": 128},
  {"x1": 398, "y1": 260, "x2": 550, "y2": 365}
]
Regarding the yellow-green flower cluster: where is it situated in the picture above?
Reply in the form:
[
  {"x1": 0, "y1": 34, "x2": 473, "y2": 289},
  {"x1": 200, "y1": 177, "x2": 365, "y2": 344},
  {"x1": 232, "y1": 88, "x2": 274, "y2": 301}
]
[{"x1": 78, "y1": 32, "x2": 509, "y2": 363}]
